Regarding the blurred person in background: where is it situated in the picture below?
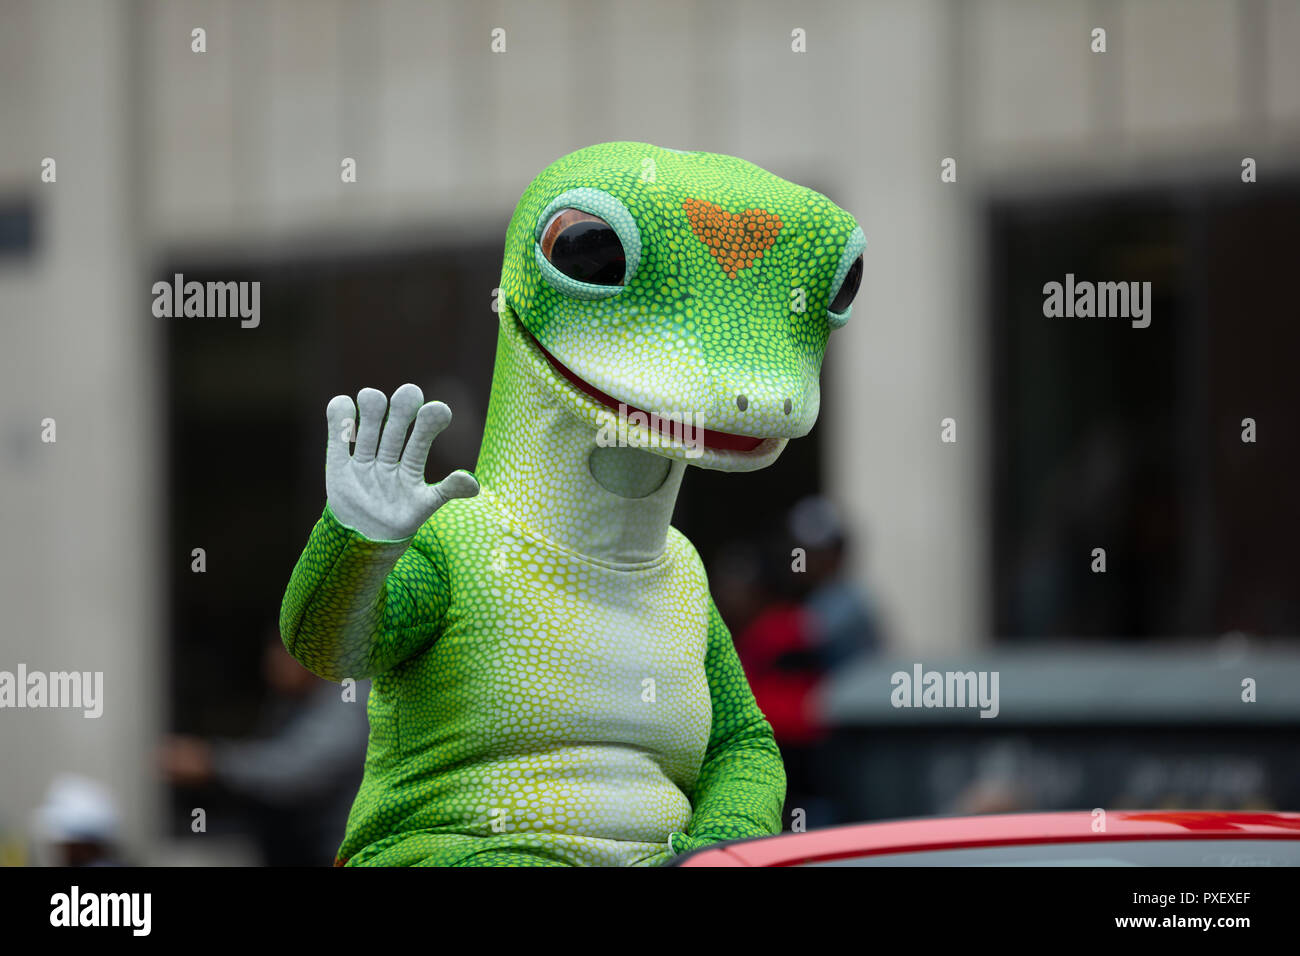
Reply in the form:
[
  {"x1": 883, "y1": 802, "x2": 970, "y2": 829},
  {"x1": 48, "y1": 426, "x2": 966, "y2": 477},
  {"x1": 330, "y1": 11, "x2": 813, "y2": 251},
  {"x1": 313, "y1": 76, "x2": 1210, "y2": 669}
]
[
  {"x1": 734, "y1": 495, "x2": 883, "y2": 827},
  {"x1": 788, "y1": 495, "x2": 883, "y2": 668},
  {"x1": 160, "y1": 631, "x2": 368, "y2": 866},
  {"x1": 32, "y1": 774, "x2": 126, "y2": 867}
]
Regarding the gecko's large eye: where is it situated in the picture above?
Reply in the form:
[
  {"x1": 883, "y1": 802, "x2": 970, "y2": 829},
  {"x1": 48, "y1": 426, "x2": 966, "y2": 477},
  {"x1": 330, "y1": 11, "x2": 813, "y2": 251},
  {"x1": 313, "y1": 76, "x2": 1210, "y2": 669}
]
[
  {"x1": 826, "y1": 226, "x2": 866, "y2": 329},
  {"x1": 540, "y1": 208, "x2": 625, "y2": 286},
  {"x1": 829, "y1": 255, "x2": 862, "y2": 314},
  {"x1": 533, "y1": 187, "x2": 641, "y2": 300}
]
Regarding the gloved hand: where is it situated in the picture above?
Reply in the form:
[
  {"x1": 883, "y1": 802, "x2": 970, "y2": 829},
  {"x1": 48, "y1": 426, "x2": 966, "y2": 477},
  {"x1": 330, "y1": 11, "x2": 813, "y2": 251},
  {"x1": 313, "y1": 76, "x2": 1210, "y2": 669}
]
[{"x1": 324, "y1": 383, "x2": 479, "y2": 542}]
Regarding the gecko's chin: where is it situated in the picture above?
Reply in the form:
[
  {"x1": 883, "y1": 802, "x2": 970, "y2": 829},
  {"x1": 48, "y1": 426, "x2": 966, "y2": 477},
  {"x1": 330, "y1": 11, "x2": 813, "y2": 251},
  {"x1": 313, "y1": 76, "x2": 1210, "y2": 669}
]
[{"x1": 523, "y1": 330, "x2": 767, "y2": 454}]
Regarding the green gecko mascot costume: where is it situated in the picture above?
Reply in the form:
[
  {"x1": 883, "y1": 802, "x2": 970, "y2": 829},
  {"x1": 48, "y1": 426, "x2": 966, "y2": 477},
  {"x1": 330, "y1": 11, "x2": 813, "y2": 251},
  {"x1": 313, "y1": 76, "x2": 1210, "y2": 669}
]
[{"x1": 280, "y1": 142, "x2": 864, "y2": 866}]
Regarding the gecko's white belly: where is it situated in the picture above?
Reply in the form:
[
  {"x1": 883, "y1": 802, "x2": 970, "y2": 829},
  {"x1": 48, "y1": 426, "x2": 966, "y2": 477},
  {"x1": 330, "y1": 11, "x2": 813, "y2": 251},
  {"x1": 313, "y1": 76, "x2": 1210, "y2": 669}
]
[{"x1": 425, "y1": 521, "x2": 714, "y2": 850}]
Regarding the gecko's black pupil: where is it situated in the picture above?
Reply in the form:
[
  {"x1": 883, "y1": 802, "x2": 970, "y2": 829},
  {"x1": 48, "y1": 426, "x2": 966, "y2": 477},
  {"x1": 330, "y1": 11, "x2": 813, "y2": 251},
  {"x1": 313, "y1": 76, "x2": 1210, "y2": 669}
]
[
  {"x1": 830, "y1": 255, "x2": 863, "y2": 313},
  {"x1": 549, "y1": 222, "x2": 626, "y2": 285}
]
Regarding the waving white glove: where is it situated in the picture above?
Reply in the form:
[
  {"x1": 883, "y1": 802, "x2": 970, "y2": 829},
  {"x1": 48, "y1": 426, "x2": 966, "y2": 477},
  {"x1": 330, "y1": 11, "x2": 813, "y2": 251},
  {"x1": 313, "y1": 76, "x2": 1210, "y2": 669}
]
[{"x1": 324, "y1": 383, "x2": 479, "y2": 542}]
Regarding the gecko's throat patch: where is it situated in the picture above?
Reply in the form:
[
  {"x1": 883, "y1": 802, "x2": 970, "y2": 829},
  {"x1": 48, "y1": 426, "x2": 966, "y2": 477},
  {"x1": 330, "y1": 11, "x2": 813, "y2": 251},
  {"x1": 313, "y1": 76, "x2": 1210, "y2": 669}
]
[
  {"x1": 682, "y1": 198, "x2": 783, "y2": 279},
  {"x1": 530, "y1": 335, "x2": 764, "y2": 453}
]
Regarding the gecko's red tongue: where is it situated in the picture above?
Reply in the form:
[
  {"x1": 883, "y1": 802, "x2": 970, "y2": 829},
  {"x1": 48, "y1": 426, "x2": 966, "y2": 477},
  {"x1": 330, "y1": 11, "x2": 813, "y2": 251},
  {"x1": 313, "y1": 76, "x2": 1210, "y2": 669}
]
[{"x1": 532, "y1": 338, "x2": 764, "y2": 453}]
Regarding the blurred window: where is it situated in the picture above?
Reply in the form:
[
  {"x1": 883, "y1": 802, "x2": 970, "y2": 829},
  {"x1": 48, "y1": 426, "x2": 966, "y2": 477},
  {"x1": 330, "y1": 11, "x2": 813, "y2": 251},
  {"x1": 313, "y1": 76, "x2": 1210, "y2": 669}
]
[{"x1": 988, "y1": 185, "x2": 1300, "y2": 639}]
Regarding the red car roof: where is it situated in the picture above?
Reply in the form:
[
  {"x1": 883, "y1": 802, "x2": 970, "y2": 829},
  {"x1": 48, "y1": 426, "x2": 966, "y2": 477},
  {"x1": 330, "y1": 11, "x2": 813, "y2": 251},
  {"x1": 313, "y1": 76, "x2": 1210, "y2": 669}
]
[{"x1": 677, "y1": 811, "x2": 1300, "y2": 867}]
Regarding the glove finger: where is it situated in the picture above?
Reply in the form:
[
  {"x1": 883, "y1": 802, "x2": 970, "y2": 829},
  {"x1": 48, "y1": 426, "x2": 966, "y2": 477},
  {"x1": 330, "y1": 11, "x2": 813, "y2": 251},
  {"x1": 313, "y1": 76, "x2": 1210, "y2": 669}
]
[
  {"x1": 353, "y1": 387, "x2": 388, "y2": 464},
  {"x1": 377, "y1": 383, "x2": 424, "y2": 465},
  {"x1": 400, "y1": 401, "x2": 452, "y2": 478},
  {"x1": 325, "y1": 394, "x2": 357, "y2": 471},
  {"x1": 427, "y1": 469, "x2": 480, "y2": 511}
]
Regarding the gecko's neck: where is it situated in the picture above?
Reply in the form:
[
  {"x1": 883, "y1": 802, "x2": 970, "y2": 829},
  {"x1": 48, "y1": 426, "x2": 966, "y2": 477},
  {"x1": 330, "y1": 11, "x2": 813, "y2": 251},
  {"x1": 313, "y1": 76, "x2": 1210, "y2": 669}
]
[{"x1": 474, "y1": 321, "x2": 685, "y2": 565}]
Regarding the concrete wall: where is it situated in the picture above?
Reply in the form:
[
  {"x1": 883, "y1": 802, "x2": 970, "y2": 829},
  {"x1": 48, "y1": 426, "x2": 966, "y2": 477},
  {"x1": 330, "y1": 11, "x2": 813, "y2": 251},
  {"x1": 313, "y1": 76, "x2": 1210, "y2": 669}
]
[{"x1": 0, "y1": 0, "x2": 156, "y2": 857}]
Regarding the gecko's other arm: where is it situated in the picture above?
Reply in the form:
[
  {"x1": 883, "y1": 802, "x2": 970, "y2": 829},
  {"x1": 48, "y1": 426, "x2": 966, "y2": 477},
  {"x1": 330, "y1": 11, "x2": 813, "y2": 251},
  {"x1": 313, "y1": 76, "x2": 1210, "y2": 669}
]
[{"x1": 671, "y1": 599, "x2": 786, "y2": 857}]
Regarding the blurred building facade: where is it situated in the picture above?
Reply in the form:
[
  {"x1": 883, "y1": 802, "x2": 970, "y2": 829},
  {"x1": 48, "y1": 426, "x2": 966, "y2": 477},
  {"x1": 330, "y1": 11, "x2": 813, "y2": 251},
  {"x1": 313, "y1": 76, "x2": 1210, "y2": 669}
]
[{"x1": 3, "y1": 0, "x2": 1300, "y2": 857}]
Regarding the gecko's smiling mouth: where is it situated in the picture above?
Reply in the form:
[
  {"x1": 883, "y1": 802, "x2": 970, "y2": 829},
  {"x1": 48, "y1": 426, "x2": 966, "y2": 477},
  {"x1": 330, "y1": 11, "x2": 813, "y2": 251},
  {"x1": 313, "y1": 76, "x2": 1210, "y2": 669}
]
[{"x1": 525, "y1": 331, "x2": 765, "y2": 453}]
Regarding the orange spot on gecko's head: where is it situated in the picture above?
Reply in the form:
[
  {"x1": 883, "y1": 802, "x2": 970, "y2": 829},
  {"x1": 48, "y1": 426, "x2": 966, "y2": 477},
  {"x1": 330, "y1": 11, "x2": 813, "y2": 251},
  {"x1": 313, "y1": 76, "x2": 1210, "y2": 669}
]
[{"x1": 682, "y1": 198, "x2": 783, "y2": 279}]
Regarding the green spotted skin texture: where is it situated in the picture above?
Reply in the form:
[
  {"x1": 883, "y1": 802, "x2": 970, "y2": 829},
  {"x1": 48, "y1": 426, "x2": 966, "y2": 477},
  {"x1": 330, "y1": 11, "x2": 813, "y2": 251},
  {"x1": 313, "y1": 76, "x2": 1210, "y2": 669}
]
[{"x1": 280, "y1": 142, "x2": 862, "y2": 866}]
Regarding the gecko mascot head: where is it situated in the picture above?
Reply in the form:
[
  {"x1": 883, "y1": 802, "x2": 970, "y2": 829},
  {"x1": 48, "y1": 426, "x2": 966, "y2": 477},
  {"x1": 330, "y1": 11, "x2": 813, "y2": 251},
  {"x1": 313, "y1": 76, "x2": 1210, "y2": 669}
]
[{"x1": 495, "y1": 142, "x2": 864, "y2": 473}]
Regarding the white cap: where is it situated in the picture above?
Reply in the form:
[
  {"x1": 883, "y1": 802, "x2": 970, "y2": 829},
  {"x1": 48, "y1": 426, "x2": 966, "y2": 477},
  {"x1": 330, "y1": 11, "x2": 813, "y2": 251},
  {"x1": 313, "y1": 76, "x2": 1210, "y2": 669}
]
[{"x1": 35, "y1": 773, "x2": 120, "y2": 842}]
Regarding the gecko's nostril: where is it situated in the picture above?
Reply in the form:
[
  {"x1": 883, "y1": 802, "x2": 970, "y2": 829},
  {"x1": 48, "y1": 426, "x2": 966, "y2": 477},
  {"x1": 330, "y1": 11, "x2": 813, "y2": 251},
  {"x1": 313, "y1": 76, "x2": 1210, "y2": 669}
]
[
  {"x1": 736, "y1": 394, "x2": 749, "y2": 412},
  {"x1": 783, "y1": 398, "x2": 793, "y2": 415}
]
